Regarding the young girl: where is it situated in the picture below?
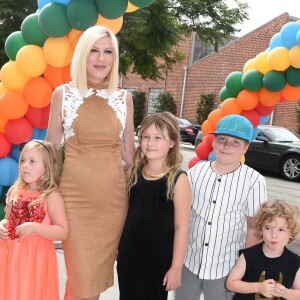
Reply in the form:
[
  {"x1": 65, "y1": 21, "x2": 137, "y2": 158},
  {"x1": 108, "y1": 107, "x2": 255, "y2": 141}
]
[
  {"x1": 226, "y1": 200, "x2": 300, "y2": 299},
  {"x1": 0, "y1": 140, "x2": 68, "y2": 300},
  {"x1": 117, "y1": 111, "x2": 191, "y2": 300}
]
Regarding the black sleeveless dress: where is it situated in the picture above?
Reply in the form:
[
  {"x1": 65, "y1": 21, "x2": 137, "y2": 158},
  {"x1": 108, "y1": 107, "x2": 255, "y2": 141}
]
[{"x1": 117, "y1": 169, "x2": 185, "y2": 300}]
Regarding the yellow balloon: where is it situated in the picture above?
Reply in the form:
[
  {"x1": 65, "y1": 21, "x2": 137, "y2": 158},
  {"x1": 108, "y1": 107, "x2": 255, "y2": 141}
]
[
  {"x1": 289, "y1": 45, "x2": 300, "y2": 68},
  {"x1": 96, "y1": 15, "x2": 123, "y2": 35},
  {"x1": 16, "y1": 45, "x2": 47, "y2": 77},
  {"x1": 0, "y1": 82, "x2": 8, "y2": 97},
  {"x1": 267, "y1": 47, "x2": 290, "y2": 71},
  {"x1": 254, "y1": 52, "x2": 272, "y2": 75},
  {"x1": 43, "y1": 37, "x2": 74, "y2": 68},
  {"x1": 240, "y1": 155, "x2": 245, "y2": 163},
  {"x1": 243, "y1": 58, "x2": 255, "y2": 73},
  {"x1": 126, "y1": 1, "x2": 139, "y2": 13},
  {"x1": 0, "y1": 61, "x2": 30, "y2": 92}
]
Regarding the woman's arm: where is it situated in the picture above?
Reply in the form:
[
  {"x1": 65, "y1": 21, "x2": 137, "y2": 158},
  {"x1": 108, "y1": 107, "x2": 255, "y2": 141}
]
[
  {"x1": 15, "y1": 190, "x2": 69, "y2": 241},
  {"x1": 226, "y1": 253, "x2": 275, "y2": 297},
  {"x1": 121, "y1": 92, "x2": 135, "y2": 167},
  {"x1": 163, "y1": 173, "x2": 191, "y2": 291},
  {"x1": 46, "y1": 86, "x2": 64, "y2": 148}
]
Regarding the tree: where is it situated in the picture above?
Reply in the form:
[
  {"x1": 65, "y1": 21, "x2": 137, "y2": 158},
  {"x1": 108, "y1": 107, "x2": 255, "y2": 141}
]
[
  {"x1": 0, "y1": 0, "x2": 37, "y2": 67},
  {"x1": 132, "y1": 91, "x2": 146, "y2": 129},
  {"x1": 196, "y1": 94, "x2": 215, "y2": 124},
  {"x1": 155, "y1": 92, "x2": 177, "y2": 114}
]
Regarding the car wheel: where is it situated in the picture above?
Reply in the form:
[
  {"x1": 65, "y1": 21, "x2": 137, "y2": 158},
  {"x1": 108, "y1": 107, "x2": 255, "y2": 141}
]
[{"x1": 279, "y1": 155, "x2": 300, "y2": 181}]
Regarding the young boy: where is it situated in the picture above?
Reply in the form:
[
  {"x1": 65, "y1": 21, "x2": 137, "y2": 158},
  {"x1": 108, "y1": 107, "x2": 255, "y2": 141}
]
[{"x1": 175, "y1": 114, "x2": 267, "y2": 300}]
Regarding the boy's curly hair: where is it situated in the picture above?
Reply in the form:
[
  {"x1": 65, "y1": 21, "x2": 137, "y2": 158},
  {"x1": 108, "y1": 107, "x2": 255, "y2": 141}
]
[{"x1": 254, "y1": 200, "x2": 300, "y2": 243}]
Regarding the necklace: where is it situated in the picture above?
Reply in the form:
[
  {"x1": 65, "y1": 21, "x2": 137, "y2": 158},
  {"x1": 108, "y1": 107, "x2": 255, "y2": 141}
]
[{"x1": 142, "y1": 168, "x2": 166, "y2": 179}]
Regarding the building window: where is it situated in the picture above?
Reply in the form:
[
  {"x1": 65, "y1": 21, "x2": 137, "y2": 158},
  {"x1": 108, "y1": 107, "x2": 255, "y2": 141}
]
[{"x1": 148, "y1": 88, "x2": 162, "y2": 114}]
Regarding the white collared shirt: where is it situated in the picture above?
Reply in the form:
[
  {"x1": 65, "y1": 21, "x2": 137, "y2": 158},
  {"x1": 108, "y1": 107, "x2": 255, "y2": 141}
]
[{"x1": 185, "y1": 161, "x2": 267, "y2": 279}]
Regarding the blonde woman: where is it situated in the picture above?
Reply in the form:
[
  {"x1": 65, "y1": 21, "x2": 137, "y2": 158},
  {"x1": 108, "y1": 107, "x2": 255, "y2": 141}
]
[{"x1": 46, "y1": 26, "x2": 135, "y2": 300}]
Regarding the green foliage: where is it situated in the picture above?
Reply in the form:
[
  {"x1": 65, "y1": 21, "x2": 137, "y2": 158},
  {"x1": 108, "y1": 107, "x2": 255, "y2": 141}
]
[
  {"x1": 196, "y1": 93, "x2": 215, "y2": 124},
  {"x1": 155, "y1": 92, "x2": 177, "y2": 114},
  {"x1": 132, "y1": 91, "x2": 146, "y2": 129},
  {"x1": 0, "y1": 0, "x2": 37, "y2": 67},
  {"x1": 296, "y1": 100, "x2": 300, "y2": 134}
]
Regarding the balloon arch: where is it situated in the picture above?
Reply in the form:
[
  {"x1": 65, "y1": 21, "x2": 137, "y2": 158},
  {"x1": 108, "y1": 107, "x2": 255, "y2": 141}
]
[{"x1": 0, "y1": 0, "x2": 300, "y2": 194}]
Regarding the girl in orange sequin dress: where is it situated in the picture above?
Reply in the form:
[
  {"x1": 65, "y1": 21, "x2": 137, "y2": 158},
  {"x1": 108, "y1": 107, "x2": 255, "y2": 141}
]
[{"x1": 0, "y1": 140, "x2": 68, "y2": 300}]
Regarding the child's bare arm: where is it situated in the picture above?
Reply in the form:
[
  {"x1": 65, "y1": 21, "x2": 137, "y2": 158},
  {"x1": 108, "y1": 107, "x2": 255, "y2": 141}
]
[{"x1": 163, "y1": 173, "x2": 191, "y2": 291}]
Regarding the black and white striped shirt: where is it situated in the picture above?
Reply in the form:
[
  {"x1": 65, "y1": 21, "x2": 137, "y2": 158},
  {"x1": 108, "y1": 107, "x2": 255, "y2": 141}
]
[{"x1": 185, "y1": 161, "x2": 267, "y2": 280}]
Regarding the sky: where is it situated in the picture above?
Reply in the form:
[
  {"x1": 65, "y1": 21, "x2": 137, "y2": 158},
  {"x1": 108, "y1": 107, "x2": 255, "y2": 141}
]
[{"x1": 227, "y1": 0, "x2": 299, "y2": 37}]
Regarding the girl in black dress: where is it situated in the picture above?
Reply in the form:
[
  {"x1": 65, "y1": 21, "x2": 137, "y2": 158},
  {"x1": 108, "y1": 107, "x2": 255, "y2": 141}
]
[
  {"x1": 117, "y1": 111, "x2": 191, "y2": 300},
  {"x1": 226, "y1": 200, "x2": 300, "y2": 299}
]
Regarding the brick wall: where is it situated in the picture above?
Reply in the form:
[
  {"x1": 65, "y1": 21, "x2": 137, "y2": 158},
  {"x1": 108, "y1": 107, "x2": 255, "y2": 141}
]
[{"x1": 122, "y1": 13, "x2": 299, "y2": 131}]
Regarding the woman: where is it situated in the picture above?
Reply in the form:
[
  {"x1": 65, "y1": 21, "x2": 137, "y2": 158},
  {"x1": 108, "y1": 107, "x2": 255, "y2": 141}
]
[{"x1": 46, "y1": 26, "x2": 135, "y2": 300}]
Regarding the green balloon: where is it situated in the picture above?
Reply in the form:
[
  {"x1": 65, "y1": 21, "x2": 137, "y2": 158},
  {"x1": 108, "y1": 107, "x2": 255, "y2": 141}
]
[
  {"x1": 21, "y1": 13, "x2": 49, "y2": 47},
  {"x1": 285, "y1": 66, "x2": 300, "y2": 87},
  {"x1": 263, "y1": 71, "x2": 286, "y2": 92},
  {"x1": 242, "y1": 70, "x2": 263, "y2": 91},
  {"x1": 38, "y1": 3, "x2": 71, "y2": 37},
  {"x1": 4, "y1": 31, "x2": 27, "y2": 60},
  {"x1": 219, "y1": 86, "x2": 232, "y2": 102},
  {"x1": 130, "y1": 0, "x2": 156, "y2": 8},
  {"x1": 95, "y1": 0, "x2": 127, "y2": 20},
  {"x1": 225, "y1": 71, "x2": 244, "y2": 97},
  {"x1": 67, "y1": 0, "x2": 98, "y2": 31}
]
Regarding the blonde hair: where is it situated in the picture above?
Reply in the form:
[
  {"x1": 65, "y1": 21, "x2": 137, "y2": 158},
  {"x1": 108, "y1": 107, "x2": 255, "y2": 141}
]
[
  {"x1": 254, "y1": 200, "x2": 300, "y2": 243},
  {"x1": 129, "y1": 112, "x2": 182, "y2": 200},
  {"x1": 71, "y1": 25, "x2": 119, "y2": 95},
  {"x1": 11, "y1": 140, "x2": 60, "y2": 207}
]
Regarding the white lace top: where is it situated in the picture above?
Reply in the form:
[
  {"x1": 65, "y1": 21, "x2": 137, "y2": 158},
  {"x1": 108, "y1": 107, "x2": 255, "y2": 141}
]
[{"x1": 61, "y1": 81, "x2": 127, "y2": 140}]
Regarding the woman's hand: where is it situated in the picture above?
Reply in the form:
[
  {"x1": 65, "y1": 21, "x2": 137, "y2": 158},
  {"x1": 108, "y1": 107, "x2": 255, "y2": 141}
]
[{"x1": 163, "y1": 267, "x2": 182, "y2": 291}]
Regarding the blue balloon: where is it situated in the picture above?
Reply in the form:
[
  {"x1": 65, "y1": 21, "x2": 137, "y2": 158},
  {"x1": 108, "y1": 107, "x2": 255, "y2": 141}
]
[
  {"x1": 0, "y1": 158, "x2": 18, "y2": 186},
  {"x1": 32, "y1": 128, "x2": 47, "y2": 140},
  {"x1": 38, "y1": 0, "x2": 54, "y2": 9},
  {"x1": 196, "y1": 160, "x2": 207, "y2": 165},
  {"x1": 280, "y1": 22, "x2": 300, "y2": 49},
  {"x1": 53, "y1": 0, "x2": 71, "y2": 5},
  {"x1": 208, "y1": 151, "x2": 216, "y2": 161},
  {"x1": 297, "y1": 28, "x2": 300, "y2": 45},
  {"x1": 269, "y1": 33, "x2": 283, "y2": 50},
  {"x1": 252, "y1": 127, "x2": 259, "y2": 140},
  {"x1": 259, "y1": 115, "x2": 270, "y2": 125},
  {"x1": 0, "y1": 185, "x2": 3, "y2": 198},
  {"x1": 10, "y1": 145, "x2": 21, "y2": 162}
]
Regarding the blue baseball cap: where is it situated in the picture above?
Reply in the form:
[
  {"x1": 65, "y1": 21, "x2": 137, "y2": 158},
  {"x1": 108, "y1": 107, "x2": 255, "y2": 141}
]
[{"x1": 211, "y1": 115, "x2": 253, "y2": 143}]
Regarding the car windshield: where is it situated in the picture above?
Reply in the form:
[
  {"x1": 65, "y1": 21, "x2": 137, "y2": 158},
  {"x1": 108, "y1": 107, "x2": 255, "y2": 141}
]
[
  {"x1": 262, "y1": 127, "x2": 300, "y2": 142},
  {"x1": 178, "y1": 118, "x2": 194, "y2": 126}
]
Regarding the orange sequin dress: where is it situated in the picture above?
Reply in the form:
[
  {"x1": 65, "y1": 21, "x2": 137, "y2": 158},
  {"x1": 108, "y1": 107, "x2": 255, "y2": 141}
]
[{"x1": 0, "y1": 190, "x2": 59, "y2": 300}]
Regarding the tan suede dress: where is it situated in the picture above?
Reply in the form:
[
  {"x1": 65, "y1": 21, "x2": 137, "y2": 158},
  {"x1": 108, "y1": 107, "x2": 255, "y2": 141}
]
[{"x1": 59, "y1": 81, "x2": 128, "y2": 298}]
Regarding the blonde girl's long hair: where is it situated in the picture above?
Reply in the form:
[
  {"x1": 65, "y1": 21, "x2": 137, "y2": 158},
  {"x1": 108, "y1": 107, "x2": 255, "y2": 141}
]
[
  {"x1": 129, "y1": 111, "x2": 182, "y2": 200},
  {"x1": 71, "y1": 25, "x2": 119, "y2": 95},
  {"x1": 11, "y1": 140, "x2": 60, "y2": 207}
]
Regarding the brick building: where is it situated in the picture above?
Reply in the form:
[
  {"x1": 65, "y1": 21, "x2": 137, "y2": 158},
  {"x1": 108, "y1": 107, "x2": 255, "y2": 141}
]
[{"x1": 121, "y1": 13, "x2": 299, "y2": 131}]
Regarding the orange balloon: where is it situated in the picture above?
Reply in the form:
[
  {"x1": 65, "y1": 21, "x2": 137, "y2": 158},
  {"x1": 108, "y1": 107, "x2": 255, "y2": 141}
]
[
  {"x1": 254, "y1": 52, "x2": 272, "y2": 75},
  {"x1": 23, "y1": 77, "x2": 53, "y2": 108},
  {"x1": 44, "y1": 64, "x2": 71, "y2": 89},
  {"x1": 43, "y1": 37, "x2": 74, "y2": 68},
  {"x1": 96, "y1": 14, "x2": 123, "y2": 34},
  {"x1": 126, "y1": 1, "x2": 139, "y2": 13},
  {"x1": 207, "y1": 109, "x2": 224, "y2": 130},
  {"x1": 201, "y1": 120, "x2": 213, "y2": 136},
  {"x1": 220, "y1": 97, "x2": 242, "y2": 116},
  {"x1": 243, "y1": 58, "x2": 255, "y2": 73},
  {"x1": 68, "y1": 29, "x2": 83, "y2": 50},
  {"x1": 0, "y1": 114, "x2": 8, "y2": 132},
  {"x1": 289, "y1": 45, "x2": 300, "y2": 68},
  {"x1": 0, "y1": 82, "x2": 8, "y2": 97},
  {"x1": 258, "y1": 87, "x2": 281, "y2": 107},
  {"x1": 0, "y1": 61, "x2": 30, "y2": 92},
  {"x1": 0, "y1": 90, "x2": 28, "y2": 119},
  {"x1": 240, "y1": 155, "x2": 245, "y2": 163},
  {"x1": 280, "y1": 84, "x2": 300, "y2": 102},
  {"x1": 236, "y1": 90, "x2": 259, "y2": 110}
]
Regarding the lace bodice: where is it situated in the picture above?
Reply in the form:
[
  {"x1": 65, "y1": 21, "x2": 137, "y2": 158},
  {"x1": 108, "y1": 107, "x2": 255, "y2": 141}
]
[{"x1": 61, "y1": 81, "x2": 127, "y2": 140}]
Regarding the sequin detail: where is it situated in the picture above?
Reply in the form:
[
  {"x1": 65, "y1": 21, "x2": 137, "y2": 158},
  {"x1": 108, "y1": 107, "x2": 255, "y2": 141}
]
[
  {"x1": 7, "y1": 193, "x2": 46, "y2": 240},
  {"x1": 62, "y1": 81, "x2": 127, "y2": 140}
]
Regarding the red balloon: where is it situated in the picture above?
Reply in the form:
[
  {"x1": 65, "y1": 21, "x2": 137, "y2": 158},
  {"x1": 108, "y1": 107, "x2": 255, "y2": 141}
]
[
  {"x1": 0, "y1": 132, "x2": 12, "y2": 158},
  {"x1": 4, "y1": 117, "x2": 33, "y2": 144},
  {"x1": 196, "y1": 141, "x2": 212, "y2": 161},
  {"x1": 241, "y1": 110, "x2": 260, "y2": 128},
  {"x1": 255, "y1": 103, "x2": 275, "y2": 116},
  {"x1": 188, "y1": 156, "x2": 200, "y2": 168},
  {"x1": 25, "y1": 104, "x2": 50, "y2": 129},
  {"x1": 205, "y1": 132, "x2": 215, "y2": 148}
]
